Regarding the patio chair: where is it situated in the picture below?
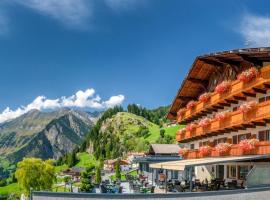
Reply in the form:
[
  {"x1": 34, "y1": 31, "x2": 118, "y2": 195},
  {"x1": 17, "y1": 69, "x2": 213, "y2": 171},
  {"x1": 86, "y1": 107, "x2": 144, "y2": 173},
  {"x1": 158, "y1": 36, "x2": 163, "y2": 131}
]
[{"x1": 175, "y1": 184, "x2": 184, "y2": 192}]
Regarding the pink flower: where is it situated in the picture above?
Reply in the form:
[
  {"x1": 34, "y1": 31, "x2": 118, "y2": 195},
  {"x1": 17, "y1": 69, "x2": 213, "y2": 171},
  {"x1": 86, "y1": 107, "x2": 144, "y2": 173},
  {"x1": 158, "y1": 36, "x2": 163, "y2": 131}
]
[
  {"x1": 215, "y1": 143, "x2": 232, "y2": 155},
  {"x1": 186, "y1": 100, "x2": 196, "y2": 109},
  {"x1": 215, "y1": 81, "x2": 231, "y2": 94},
  {"x1": 239, "y1": 139, "x2": 259, "y2": 152},
  {"x1": 238, "y1": 101, "x2": 257, "y2": 113},
  {"x1": 237, "y1": 67, "x2": 259, "y2": 83},
  {"x1": 199, "y1": 146, "x2": 212, "y2": 157},
  {"x1": 215, "y1": 111, "x2": 228, "y2": 121},
  {"x1": 177, "y1": 108, "x2": 185, "y2": 116},
  {"x1": 198, "y1": 117, "x2": 211, "y2": 127},
  {"x1": 186, "y1": 123, "x2": 197, "y2": 131},
  {"x1": 199, "y1": 93, "x2": 211, "y2": 102},
  {"x1": 179, "y1": 148, "x2": 189, "y2": 157}
]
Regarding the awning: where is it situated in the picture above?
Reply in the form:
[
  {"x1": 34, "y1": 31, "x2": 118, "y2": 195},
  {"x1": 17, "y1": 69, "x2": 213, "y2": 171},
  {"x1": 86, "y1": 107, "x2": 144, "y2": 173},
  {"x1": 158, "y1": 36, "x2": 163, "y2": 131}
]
[{"x1": 149, "y1": 154, "x2": 270, "y2": 171}]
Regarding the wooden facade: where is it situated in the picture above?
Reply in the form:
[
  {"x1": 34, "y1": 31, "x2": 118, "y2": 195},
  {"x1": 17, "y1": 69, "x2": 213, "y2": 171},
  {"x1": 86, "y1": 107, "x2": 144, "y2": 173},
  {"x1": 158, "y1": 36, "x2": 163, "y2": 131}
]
[{"x1": 170, "y1": 48, "x2": 270, "y2": 160}]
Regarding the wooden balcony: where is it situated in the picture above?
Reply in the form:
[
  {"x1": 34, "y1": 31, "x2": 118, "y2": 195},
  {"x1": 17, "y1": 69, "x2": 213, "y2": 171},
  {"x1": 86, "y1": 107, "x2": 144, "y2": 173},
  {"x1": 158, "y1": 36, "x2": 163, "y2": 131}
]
[
  {"x1": 176, "y1": 100, "x2": 270, "y2": 142},
  {"x1": 177, "y1": 65, "x2": 270, "y2": 124},
  {"x1": 184, "y1": 141, "x2": 270, "y2": 159}
]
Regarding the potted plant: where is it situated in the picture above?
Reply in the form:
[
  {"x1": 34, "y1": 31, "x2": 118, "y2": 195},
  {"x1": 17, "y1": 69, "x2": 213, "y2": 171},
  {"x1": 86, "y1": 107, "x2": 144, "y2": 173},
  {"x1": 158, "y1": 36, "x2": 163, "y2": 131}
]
[
  {"x1": 215, "y1": 143, "x2": 232, "y2": 156},
  {"x1": 186, "y1": 123, "x2": 197, "y2": 132},
  {"x1": 239, "y1": 139, "x2": 259, "y2": 154},
  {"x1": 214, "y1": 81, "x2": 231, "y2": 94},
  {"x1": 186, "y1": 100, "x2": 196, "y2": 109},
  {"x1": 199, "y1": 92, "x2": 211, "y2": 102},
  {"x1": 198, "y1": 117, "x2": 211, "y2": 128},
  {"x1": 214, "y1": 111, "x2": 228, "y2": 121},
  {"x1": 238, "y1": 101, "x2": 257, "y2": 113},
  {"x1": 179, "y1": 148, "x2": 189, "y2": 157},
  {"x1": 237, "y1": 67, "x2": 259, "y2": 83},
  {"x1": 199, "y1": 145, "x2": 212, "y2": 157}
]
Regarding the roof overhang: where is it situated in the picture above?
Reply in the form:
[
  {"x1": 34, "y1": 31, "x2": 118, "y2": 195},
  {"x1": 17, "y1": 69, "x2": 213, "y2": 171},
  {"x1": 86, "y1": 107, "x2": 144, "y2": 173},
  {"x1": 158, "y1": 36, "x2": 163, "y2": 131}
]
[
  {"x1": 149, "y1": 154, "x2": 270, "y2": 171},
  {"x1": 167, "y1": 47, "x2": 270, "y2": 120}
]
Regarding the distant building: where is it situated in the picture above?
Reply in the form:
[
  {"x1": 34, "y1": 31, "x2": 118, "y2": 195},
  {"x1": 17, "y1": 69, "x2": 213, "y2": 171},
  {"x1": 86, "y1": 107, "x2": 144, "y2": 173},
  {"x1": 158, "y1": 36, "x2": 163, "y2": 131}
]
[
  {"x1": 103, "y1": 159, "x2": 130, "y2": 171},
  {"x1": 134, "y1": 144, "x2": 182, "y2": 183}
]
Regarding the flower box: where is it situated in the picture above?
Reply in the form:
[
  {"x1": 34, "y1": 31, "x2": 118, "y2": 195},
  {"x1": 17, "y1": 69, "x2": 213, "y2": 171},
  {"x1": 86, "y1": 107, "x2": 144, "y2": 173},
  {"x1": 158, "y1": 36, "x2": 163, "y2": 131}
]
[
  {"x1": 215, "y1": 81, "x2": 231, "y2": 94},
  {"x1": 179, "y1": 148, "x2": 189, "y2": 157},
  {"x1": 199, "y1": 146, "x2": 212, "y2": 157},
  {"x1": 237, "y1": 67, "x2": 259, "y2": 83},
  {"x1": 199, "y1": 117, "x2": 211, "y2": 128},
  {"x1": 239, "y1": 139, "x2": 259, "y2": 154},
  {"x1": 238, "y1": 101, "x2": 257, "y2": 113},
  {"x1": 186, "y1": 123, "x2": 197, "y2": 132},
  {"x1": 186, "y1": 100, "x2": 196, "y2": 110},
  {"x1": 215, "y1": 143, "x2": 232, "y2": 156},
  {"x1": 199, "y1": 92, "x2": 211, "y2": 102}
]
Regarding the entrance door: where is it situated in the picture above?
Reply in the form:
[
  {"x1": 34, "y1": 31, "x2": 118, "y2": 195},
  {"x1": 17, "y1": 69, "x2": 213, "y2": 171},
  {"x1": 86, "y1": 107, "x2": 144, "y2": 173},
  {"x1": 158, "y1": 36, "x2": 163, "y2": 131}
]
[{"x1": 216, "y1": 165, "x2": 224, "y2": 179}]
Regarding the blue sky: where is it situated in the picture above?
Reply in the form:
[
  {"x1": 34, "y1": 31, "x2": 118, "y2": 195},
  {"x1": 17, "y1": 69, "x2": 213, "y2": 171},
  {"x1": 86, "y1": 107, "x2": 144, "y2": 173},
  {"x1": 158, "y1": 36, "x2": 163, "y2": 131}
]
[{"x1": 0, "y1": 0, "x2": 270, "y2": 122}]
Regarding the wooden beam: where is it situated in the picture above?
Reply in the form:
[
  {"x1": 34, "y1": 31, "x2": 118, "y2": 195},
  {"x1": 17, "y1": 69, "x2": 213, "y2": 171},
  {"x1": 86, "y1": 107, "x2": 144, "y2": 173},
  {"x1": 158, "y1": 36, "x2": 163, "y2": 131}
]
[
  {"x1": 212, "y1": 105, "x2": 224, "y2": 109},
  {"x1": 242, "y1": 124, "x2": 256, "y2": 128},
  {"x1": 242, "y1": 92, "x2": 256, "y2": 97},
  {"x1": 206, "y1": 108, "x2": 218, "y2": 112},
  {"x1": 187, "y1": 78, "x2": 208, "y2": 86},
  {"x1": 199, "y1": 58, "x2": 224, "y2": 67},
  {"x1": 233, "y1": 95, "x2": 247, "y2": 101},
  {"x1": 238, "y1": 54, "x2": 262, "y2": 66},
  {"x1": 252, "y1": 121, "x2": 266, "y2": 126},
  {"x1": 225, "y1": 99, "x2": 238, "y2": 104},
  {"x1": 263, "y1": 84, "x2": 270, "y2": 89},
  {"x1": 177, "y1": 96, "x2": 197, "y2": 101},
  {"x1": 252, "y1": 87, "x2": 267, "y2": 94},
  {"x1": 218, "y1": 102, "x2": 231, "y2": 107}
]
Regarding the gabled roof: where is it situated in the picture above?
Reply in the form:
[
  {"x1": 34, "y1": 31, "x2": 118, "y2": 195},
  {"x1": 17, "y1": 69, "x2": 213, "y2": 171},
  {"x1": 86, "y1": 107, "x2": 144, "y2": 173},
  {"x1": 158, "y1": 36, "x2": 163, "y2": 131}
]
[
  {"x1": 149, "y1": 144, "x2": 180, "y2": 155},
  {"x1": 167, "y1": 47, "x2": 270, "y2": 120}
]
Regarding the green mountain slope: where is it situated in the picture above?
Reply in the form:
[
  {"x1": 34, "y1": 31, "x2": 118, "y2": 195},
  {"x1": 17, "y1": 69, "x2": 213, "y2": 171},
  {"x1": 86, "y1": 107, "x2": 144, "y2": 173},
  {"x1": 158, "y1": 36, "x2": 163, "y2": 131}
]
[{"x1": 98, "y1": 112, "x2": 180, "y2": 153}]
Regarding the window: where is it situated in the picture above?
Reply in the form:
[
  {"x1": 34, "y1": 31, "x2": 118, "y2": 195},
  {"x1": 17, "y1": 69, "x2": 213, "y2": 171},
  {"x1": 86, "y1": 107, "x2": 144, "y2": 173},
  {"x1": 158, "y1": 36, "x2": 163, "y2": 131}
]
[
  {"x1": 228, "y1": 165, "x2": 237, "y2": 178},
  {"x1": 218, "y1": 138, "x2": 227, "y2": 143},
  {"x1": 172, "y1": 170, "x2": 178, "y2": 179},
  {"x1": 233, "y1": 136, "x2": 238, "y2": 144},
  {"x1": 259, "y1": 130, "x2": 270, "y2": 141},
  {"x1": 190, "y1": 144, "x2": 195, "y2": 150},
  {"x1": 238, "y1": 166, "x2": 249, "y2": 180},
  {"x1": 233, "y1": 107, "x2": 238, "y2": 111}
]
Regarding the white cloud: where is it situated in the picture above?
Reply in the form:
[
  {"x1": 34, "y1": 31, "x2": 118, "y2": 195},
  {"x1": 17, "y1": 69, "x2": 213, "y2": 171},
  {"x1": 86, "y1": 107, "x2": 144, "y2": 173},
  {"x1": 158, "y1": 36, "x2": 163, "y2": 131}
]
[
  {"x1": 13, "y1": 0, "x2": 92, "y2": 28},
  {"x1": 0, "y1": 9, "x2": 8, "y2": 35},
  {"x1": 240, "y1": 14, "x2": 270, "y2": 47},
  {"x1": 104, "y1": 95, "x2": 125, "y2": 108},
  {"x1": 0, "y1": 88, "x2": 125, "y2": 123},
  {"x1": 104, "y1": 0, "x2": 144, "y2": 11}
]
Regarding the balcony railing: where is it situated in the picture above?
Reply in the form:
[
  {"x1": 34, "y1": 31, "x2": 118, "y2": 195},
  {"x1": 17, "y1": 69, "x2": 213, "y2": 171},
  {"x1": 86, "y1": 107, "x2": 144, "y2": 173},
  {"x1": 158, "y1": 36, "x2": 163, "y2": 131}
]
[
  {"x1": 177, "y1": 65, "x2": 270, "y2": 124},
  {"x1": 184, "y1": 141, "x2": 270, "y2": 159},
  {"x1": 177, "y1": 100, "x2": 270, "y2": 142}
]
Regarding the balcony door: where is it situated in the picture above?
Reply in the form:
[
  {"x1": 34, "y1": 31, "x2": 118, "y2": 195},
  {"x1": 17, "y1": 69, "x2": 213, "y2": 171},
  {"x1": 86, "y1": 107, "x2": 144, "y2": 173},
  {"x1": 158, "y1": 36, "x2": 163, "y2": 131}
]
[{"x1": 216, "y1": 165, "x2": 224, "y2": 179}]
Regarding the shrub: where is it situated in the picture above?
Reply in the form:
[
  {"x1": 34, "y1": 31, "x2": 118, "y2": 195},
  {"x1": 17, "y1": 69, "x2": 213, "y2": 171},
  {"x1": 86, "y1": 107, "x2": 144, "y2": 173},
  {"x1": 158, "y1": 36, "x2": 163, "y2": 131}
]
[
  {"x1": 237, "y1": 67, "x2": 259, "y2": 83},
  {"x1": 199, "y1": 92, "x2": 211, "y2": 102},
  {"x1": 215, "y1": 81, "x2": 231, "y2": 94}
]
